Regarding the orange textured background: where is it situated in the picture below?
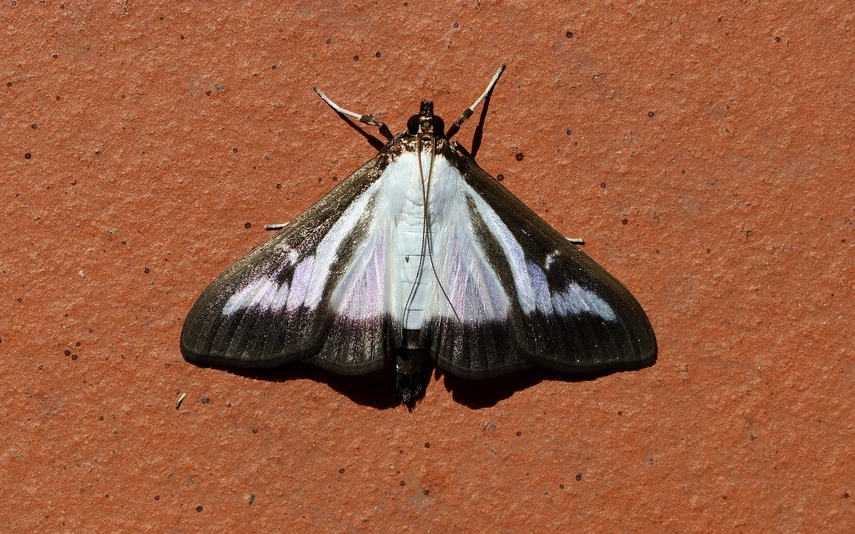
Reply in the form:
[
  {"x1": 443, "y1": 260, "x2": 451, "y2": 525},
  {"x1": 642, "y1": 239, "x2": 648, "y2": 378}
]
[{"x1": 2, "y1": 1, "x2": 851, "y2": 532}]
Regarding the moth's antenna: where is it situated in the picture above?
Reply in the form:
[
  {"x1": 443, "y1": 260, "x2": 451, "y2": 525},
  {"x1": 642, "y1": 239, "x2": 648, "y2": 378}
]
[
  {"x1": 313, "y1": 86, "x2": 394, "y2": 140},
  {"x1": 446, "y1": 63, "x2": 506, "y2": 140}
]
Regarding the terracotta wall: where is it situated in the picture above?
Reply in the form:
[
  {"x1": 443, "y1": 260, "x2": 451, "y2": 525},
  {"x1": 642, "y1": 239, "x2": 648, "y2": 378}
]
[{"x1": 1, "y1": 1, "x2": 850, "y2": 532}]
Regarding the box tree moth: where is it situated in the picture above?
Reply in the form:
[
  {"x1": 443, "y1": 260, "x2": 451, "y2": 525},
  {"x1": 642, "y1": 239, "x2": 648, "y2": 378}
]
[{"x1": 181, "y1": 65, "x2": 656, "y2": 408}]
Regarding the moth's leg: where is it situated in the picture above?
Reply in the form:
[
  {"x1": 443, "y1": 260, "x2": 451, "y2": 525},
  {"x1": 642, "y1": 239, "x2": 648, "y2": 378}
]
[
  {"x1": 446, "y1": 64, "x2": 506, "y2": 139},
  {"x1": 567, "y1": 237, "x2": 585, "y2": 245},
  {"x1": 313, "y1": 86, "x2": 393, "y2": 140}
]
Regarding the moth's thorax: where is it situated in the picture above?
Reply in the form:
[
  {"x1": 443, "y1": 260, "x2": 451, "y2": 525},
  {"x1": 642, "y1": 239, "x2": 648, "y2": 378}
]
[{"x1": 395, "y1": 134, "x2": 451, "y2": 156}]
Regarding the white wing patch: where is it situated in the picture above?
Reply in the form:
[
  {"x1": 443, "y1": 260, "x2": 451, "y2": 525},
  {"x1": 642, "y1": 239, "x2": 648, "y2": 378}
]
[
  {"x1": 409, "y1": 153, "x2": 512, "y2": 325},
  {"x1": 460, "y1": 181, "x2": 537, "y2": 314},
  {"x1": 223, "y1": 275, "x2": 290, "y2": 316},
  {"x1": 521, "y1": 261, "x2": 615, "y2": 320},
  {"x1": 220, "y1": 178, "x2": 385, "y2": 318},
  {"x1": 527, "y1": 261, "x2": 553, "y2": 313},
  {"x1": 287, "y1": 255, "x2": 316, "y2": 311},
  {"x1": 221, "y1": 152, "x2": 616, "y2": 326},
  {"x1": 554, "y1": 282, "x2": 617, "y2": 321},
  {"x1": 304, "y1": 181, "x2": 381, "y2": 310},
  {"x1": 545, "y1": 250, "x2": 560, "y2": 269},
  {"x1": 451, "y1": 167, "x2": 618, "y2": 323},
  {"x1": 273, "y1": 245, "x2": 301, "y2": 266},
  {"x1": 331, "y1": 230, "x2": 388, "y2": 320},
  {"x1": 339, "y1": 151, "x2": 515, "y2": 328}
]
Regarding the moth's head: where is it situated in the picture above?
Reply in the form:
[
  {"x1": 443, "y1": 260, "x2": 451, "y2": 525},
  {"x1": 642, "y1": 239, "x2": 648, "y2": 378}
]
[{"x1": 407, "y1": 100, "x2": 446, "y2": 138}]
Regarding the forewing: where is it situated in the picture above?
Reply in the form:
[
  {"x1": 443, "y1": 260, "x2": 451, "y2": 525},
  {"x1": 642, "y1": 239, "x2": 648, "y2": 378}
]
[
  {"x1": 180, "y1": 153, "x2": 394, "y2": 374},
  {"x1": 431, "y1": 147, "x2": 656, "y2": 377}
]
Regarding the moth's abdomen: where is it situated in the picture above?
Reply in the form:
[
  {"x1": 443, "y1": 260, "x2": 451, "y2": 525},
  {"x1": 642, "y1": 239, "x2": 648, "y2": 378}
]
[{"x1": 394, "y1": 330, "x2": 431, "y2": 409}]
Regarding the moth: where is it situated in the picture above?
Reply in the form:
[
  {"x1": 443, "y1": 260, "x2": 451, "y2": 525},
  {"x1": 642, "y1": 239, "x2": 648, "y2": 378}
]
[{"x1": 181, "y1": 65, "x2": 656, "y2": 408}]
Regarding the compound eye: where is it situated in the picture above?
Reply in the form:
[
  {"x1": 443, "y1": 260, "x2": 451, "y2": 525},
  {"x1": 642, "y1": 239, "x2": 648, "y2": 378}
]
[
  {"x1": 406, "y1": 115, "x2": 420, "y2": 134},
  {"x1": 431, "y1": 116, "x2": 445, "y2": 137}
]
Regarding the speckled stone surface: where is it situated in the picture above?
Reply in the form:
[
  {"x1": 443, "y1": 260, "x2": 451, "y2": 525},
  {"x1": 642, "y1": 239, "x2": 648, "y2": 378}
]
[{"x1": 1, "y1": 1, "x2": 851, "y2": 532}]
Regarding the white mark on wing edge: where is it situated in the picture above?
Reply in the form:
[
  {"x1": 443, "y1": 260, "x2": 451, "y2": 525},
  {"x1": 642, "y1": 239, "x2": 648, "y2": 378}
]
[{"x1": 554, "y1": 283, "x2": 617, "y2": 322}]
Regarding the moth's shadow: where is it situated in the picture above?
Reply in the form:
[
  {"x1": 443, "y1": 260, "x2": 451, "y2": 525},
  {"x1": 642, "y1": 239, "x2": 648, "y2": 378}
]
[
  {"x1": 334, "y1": 114, "x2": 388, "y2": 152},
  {"x1": 221, "y1": 364, "x2": 402, "y2": 409},
  {"x1": 439, "y1": 365, "x2": 652, "y2": 409},
  {"x1": 440, "y1": 369, "x2": 546, "y2": 408},
  {"x1": 213, "y1": 363, "x2": 647, "y2": 410}
]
